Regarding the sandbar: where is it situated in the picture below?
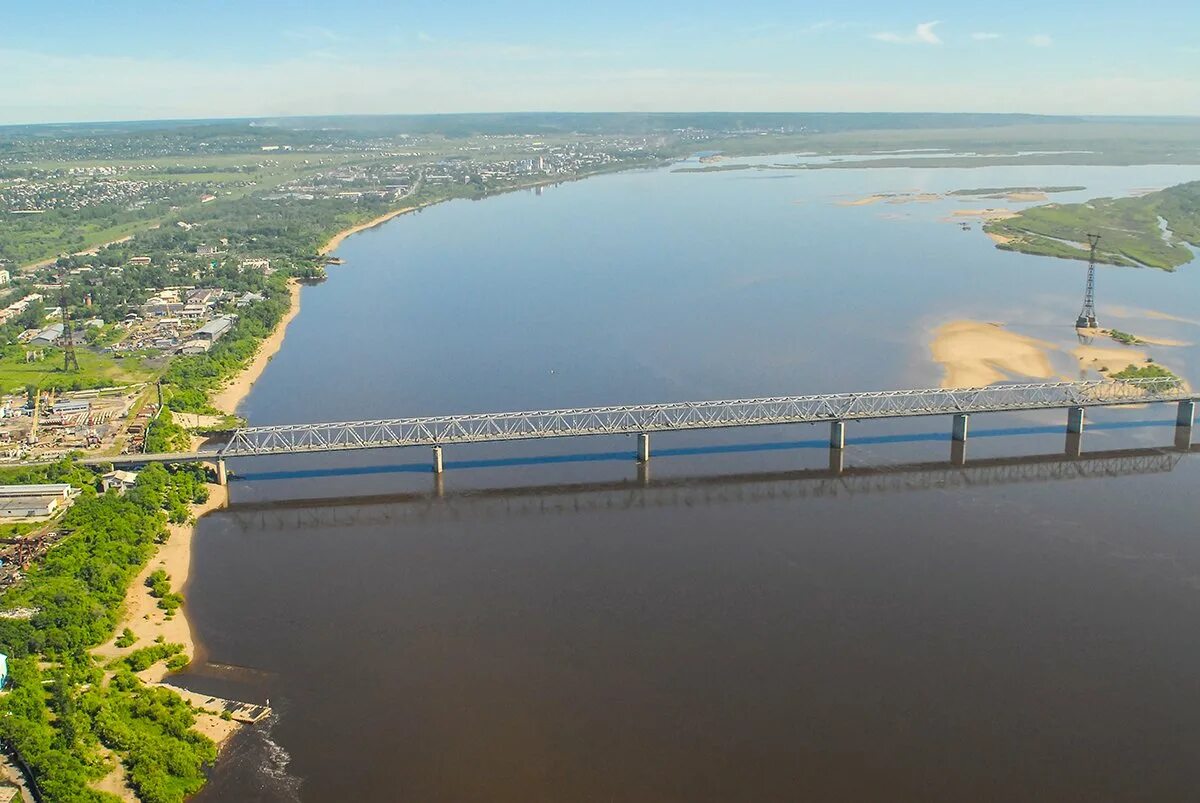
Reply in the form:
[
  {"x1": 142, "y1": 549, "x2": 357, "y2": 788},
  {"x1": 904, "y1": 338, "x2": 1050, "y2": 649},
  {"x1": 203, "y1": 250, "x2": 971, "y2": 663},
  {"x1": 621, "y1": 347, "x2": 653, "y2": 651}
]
[
  {"x1": 951, "y1": 208, "x2": 1018, "y2": 220},
  {"x1": 930, "y1": 320, "x2": 1059, "y2": 388},
  {"x1": 837, "y1": 194, "x2": 889, "y2": 206},
  {"x1": 1073, "y1": 343, "x2": 1149, "y2": 372}
]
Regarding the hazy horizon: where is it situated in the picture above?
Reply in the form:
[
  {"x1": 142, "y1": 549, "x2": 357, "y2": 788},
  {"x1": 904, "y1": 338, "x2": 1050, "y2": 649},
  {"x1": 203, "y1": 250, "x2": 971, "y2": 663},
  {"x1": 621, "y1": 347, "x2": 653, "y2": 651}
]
[{"x1": 6, "y1": 0, "x2": 1199, "y2": 125}]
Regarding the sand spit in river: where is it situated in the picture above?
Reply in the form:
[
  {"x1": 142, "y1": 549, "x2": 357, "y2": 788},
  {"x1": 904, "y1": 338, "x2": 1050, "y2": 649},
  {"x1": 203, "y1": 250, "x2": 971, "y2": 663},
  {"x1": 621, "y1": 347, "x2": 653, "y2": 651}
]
[{"x1": 930, "y1": 321, "x2": 1059, "y2": 388}]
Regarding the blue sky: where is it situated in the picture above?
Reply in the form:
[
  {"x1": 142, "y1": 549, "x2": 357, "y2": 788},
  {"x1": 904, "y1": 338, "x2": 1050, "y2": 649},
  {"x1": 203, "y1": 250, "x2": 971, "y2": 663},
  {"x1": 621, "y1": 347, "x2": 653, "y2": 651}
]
[{"x1": 3, "y1": 0, "x2": 1198, "y2": 124}]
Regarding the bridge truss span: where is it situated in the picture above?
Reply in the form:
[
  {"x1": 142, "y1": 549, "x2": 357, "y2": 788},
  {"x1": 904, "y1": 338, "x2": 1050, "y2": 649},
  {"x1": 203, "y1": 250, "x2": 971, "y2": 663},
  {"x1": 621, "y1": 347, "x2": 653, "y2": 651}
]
[{"x1": 220, "y1": 378, "x2": 1191, "y2": 458}]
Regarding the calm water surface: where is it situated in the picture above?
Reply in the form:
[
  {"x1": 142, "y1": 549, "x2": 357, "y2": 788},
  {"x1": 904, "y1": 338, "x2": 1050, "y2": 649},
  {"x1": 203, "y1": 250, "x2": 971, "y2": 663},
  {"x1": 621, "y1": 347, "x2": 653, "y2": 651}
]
[{"x1": 188, "y1": 161, "x2": 1200, "y2": 801}]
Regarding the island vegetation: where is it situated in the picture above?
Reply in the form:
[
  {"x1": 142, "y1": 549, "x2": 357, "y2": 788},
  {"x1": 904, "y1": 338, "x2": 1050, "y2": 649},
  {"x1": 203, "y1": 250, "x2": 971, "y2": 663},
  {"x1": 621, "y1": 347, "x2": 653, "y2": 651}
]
[
  {"x1": 1110, "y1": 362, "x2": 1180, "y2": 382},
  {"x1": 984, "y1": 180, "x2": 1200, "y2": 270},
  {"x1": 948, "y1": 186, "x2": 1085, "y2": 196},
  {"x1": 1106, "y1": 329, "x2": 1141, "y2": 345}
]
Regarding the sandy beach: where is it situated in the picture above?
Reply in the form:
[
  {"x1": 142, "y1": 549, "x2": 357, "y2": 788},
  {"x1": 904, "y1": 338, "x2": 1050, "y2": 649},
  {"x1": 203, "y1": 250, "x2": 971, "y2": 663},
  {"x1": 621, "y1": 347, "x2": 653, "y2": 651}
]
[
  {"x1": 1073, "y1": 343, "x2": 1148, "y2": 373},
  {"x1": 837, "y1": 194, "x2": 889, "y2": 206},
  {"x1": 91, "y1": 482, "x2": 236, "y2": 800},
  {"x1": 93, "y1": 484, "x2": 230, "y2": 684},
  {"x1": 837, "y1": 192, "x2": 943, "y2": 207},
  {"x1": 951, "y1": 207, "x2": 1018, "y2": 220},
  {"x1": 319, "y1": 205, "x2": 425, "y2": 255},
  {"x1": 209, "y1": 279, "x2": 302, "y2": 416},
  {"x1": 930, "y1": 320, "x2": 1060, "y2": 388}
]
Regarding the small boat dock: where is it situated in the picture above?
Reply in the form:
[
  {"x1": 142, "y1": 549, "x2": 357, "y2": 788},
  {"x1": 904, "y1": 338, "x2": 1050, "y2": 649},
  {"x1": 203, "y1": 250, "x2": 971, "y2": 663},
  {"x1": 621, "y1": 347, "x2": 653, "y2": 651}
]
[{"x1": 157, "y1": 684, "x2": 273, "y2": 724}]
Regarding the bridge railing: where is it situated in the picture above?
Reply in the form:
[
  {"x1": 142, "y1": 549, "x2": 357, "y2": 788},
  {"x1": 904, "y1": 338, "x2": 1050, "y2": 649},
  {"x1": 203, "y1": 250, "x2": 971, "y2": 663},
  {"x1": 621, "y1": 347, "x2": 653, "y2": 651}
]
[{"x1": 219, "y1": 378, "x2": 1190, "y2": 458}]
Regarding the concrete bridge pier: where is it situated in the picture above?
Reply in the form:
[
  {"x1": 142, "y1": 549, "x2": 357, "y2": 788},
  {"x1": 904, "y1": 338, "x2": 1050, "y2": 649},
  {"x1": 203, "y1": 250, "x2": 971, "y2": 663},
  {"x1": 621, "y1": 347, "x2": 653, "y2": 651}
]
[
  {"x1": 432, "y1": 446, "x2": 444, "y2": 475},
  {"x1": 952, "y1": 414, "x2": 970, "y2": 442},
  {"x1": 951, "y1": 440, "x2": 967, "y2": 467},
  {"x1": 637, "y1": 460, "x2": 651, "y2": 486},
  {"x1": 1177, "y1": 401, "x2": 1195, "y2": 450},
  {"x1": 1065, "y1": 431, "x2": 1083, "y2": 459},
  {"x1": 216, "y1": 458, "x2": 227, "y2": 487},
  {"x1": 1176, "y1": 425, "x2": 1193, "y2": 451},
  {"x1": 433, "y1": 472, "x2": 444, "y2": 498},
  {"x1": 1177, "y1": 400, "x2": 1195, "y2": 428},
  {"x1": 637, "y1": 433, "x2": 650, "y2": 463},
  {"x1": 1067, "y1": 406, "x2": 1086, "y2": 434},
  {"x1": 829, "y1": 420, "x2": 845, "y2": 450},
  {"x1": 828, "y1": 447, "x2": 844, "y2": 475}
]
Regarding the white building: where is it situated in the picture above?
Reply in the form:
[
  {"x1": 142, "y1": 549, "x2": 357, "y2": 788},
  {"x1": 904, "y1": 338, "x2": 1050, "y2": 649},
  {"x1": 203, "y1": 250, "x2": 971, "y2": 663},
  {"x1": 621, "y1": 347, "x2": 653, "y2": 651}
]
[
  {"x1": 101, "y1": 470, "x2": 139, "y2": 494},
  {"x1": 0, "y1": 484, "x2": 78, "y2": 520}
]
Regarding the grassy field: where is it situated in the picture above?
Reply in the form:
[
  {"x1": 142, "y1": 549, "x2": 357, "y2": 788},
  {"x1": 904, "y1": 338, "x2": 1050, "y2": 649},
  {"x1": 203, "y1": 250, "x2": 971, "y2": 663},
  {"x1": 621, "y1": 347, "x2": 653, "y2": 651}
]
[
  {"x1": 984, "y1": 181, "x2": 1200, "y2": 270},
  {"x1": 700, "y1": 122, "x2": 1200, "y2": 165},
  {"x1": 0, "y1": 349, "x2": 154, "y2": 394}
]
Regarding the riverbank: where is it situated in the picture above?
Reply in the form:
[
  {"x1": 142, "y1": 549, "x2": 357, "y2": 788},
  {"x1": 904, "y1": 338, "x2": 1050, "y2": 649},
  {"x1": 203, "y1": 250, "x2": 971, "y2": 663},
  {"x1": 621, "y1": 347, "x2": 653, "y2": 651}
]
[
  {"x1": 93, "y1": 483, "x2": 228, "y2": 682},
  {"x1": 319, "y1": 204, "x2": 428, "y2": 255},
  {"x1": 90, "y1": 481, "x2": 236, "y2": 801},
  {"x1": 209, "y1": 279, "x2": 302, "y2": 416}
]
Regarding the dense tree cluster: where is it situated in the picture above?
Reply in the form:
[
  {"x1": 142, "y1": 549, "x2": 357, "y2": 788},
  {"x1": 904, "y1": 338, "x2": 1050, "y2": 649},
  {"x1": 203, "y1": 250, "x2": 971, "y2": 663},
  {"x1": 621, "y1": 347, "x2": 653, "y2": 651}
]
[{"x1": 0, "y1": 461, "x2": 215, "y2": 802}]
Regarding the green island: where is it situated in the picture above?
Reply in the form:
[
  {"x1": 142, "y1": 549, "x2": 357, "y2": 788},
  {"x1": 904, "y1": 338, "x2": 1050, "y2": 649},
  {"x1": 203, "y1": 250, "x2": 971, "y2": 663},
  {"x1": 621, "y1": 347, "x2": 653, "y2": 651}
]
[
  {"x1": 1110, "y1": 363, "x2": 1180, "y2": 381},
  {"x1": 1106, "y1": 329, "x2": 1141, "y2": 345},
  {"x1": 948, "y1": 186, "x2": 1085, "y2": 196},
  {"x1": 984, "y1": 181, "x2": 1200, "y2": 270}
]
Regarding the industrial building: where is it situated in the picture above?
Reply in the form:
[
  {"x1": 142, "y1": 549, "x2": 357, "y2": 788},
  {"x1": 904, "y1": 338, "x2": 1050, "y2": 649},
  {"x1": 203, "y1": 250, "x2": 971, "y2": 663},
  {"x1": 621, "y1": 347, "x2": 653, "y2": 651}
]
[
  {"x1": 30, "y1": 323, "x2": 64, "y2": 347},
  {"x1": 194, "y1": 316, "x2": 235, "y2": 342},
  {"x1": 0, "y1": 483, "x2": 79, "y2": 520}
]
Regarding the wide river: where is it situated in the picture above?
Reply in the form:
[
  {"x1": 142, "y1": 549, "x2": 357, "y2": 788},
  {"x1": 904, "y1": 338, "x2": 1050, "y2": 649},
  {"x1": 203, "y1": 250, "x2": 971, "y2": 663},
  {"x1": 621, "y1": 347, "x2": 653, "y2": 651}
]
[{"x1": 188, "y1": 159, "x2": 1200, "y2": 801}]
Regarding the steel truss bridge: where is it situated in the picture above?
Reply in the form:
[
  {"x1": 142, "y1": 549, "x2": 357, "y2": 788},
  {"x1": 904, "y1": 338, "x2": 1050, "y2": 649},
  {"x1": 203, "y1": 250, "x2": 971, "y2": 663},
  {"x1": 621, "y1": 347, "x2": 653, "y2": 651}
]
[
  {"x1": 218, "y1": 378, "x2": 1193, "y2": 459},
  {"x1": 221, "y1": 444, "x2": 1195, "y2": 533}
]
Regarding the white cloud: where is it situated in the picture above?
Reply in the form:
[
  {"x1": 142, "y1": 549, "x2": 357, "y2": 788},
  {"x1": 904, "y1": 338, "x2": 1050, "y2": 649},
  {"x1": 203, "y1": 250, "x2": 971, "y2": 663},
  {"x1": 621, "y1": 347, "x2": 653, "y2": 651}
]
[
  {"x1": 871, "y1": 21, "x2": 942, "y2": 45},
  {"x1": 1028, "y1": 34, "x2": 1053, "y2": 47},
  {"x1": 971, "y1": 32, "x2": 1001, "y2": 41}
]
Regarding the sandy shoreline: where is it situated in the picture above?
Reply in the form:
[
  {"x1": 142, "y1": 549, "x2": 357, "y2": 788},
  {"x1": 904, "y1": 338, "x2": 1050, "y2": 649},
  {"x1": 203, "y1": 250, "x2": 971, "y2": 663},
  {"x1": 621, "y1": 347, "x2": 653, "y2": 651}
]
[
  {"x1": 209, "y1": 279, "x2": 302, "y2": 416},
  {"x1": 94, "y1": 483, "x2": 229, "y2": 681},
  {"x1": 319, "y1": 205, "x2": 426, "y2": 256},
  {"x1": 92, "y1": 482, "x2": 235, "y2": 800}
]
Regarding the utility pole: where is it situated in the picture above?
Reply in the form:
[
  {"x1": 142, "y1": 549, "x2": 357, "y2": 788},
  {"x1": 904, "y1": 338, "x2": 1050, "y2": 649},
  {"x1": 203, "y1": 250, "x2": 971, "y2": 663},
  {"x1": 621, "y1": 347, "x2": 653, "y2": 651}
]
[
  {"x1": 59, "y1": 270, "x2": 80, "y2": 372},
  {"x1": 1076, "y1": 234, "x2": 1100, "y2": 330}
]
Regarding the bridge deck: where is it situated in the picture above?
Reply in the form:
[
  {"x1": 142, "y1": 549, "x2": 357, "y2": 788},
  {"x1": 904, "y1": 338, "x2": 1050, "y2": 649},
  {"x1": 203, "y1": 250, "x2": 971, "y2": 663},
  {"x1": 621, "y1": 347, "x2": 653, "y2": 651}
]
[{"x1": 218, "y1": 379, "x2": 1192, "y2": 458}]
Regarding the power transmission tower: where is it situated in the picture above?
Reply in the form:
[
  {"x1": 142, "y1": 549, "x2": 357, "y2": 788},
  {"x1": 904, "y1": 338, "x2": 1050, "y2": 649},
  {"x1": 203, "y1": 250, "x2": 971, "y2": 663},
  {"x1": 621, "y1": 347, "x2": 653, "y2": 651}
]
[
  {"x1": 1076, "y1": 233, "x2": 1100, "y2": 330},
  {"x1": 59, "y1": 272, "x2": 80, "y2": 372}
]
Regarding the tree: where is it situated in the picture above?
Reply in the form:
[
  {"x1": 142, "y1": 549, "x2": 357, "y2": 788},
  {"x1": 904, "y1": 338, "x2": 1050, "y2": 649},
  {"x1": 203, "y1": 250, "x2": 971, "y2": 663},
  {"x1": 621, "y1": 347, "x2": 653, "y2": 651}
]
[{"x1": 15, "y1": 299, "x2": 45, "y2": 330}]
